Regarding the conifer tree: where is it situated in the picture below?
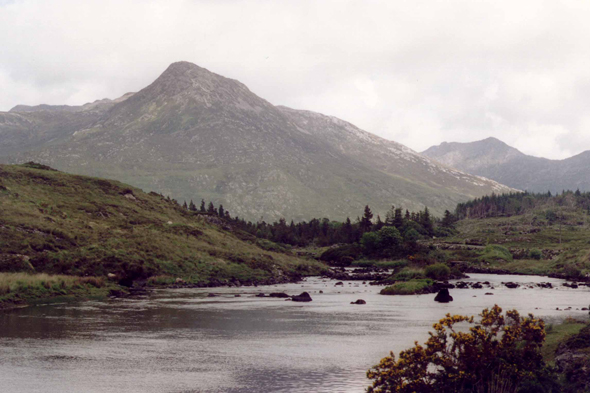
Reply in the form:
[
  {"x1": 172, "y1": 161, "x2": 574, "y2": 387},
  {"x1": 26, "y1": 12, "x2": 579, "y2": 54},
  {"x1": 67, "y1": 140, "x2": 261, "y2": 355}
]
[
  {"x1": 218, "y1": 204, "x2": 225, "y2": 218},
  {"x1": 183, "y1": 200, "x2": 188, "y2": 210},
  {"x1": 200, "y1": 199, "x2": 206, "y2": 212},
  {"x1": 207, "y1": 202, "x2": 217, "y2": 214},
  {"x1": 361, "y1": 205, "x2": 373, "y2": 232},
  {"x1": 394, "y1": 207, "x2": 404, "y2": 229},
  {"x1": 189, "y1": 200, "x2": 197, "y2": 211}
]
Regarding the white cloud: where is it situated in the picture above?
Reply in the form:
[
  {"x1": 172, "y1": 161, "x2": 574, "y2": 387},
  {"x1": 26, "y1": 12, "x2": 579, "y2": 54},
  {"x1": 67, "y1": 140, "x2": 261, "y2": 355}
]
[{"x1": 2, "y1": 0, "x2": 590, "y2": 159}]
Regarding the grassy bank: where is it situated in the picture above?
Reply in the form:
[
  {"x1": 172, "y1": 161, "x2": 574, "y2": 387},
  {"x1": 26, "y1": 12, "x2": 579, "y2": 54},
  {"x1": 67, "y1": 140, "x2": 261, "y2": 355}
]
[{"x1": 0, "y1": 272, "x2": 113, "y2": 309}]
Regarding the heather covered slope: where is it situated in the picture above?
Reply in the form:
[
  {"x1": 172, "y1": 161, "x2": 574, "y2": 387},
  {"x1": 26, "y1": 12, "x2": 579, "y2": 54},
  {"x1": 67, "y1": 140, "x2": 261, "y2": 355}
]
[
  {"x1": 0, "y1": 164, "x2": 324, "y2": 285},
  {"x1": 0, "y1": 62, "x2": 512, "y2": 221}
]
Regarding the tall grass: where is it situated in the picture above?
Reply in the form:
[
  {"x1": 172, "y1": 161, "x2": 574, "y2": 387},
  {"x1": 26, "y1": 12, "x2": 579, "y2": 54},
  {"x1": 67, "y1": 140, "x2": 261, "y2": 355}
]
[{"x1": 0, "y1": 273, "x2": 105, "y2": 296}]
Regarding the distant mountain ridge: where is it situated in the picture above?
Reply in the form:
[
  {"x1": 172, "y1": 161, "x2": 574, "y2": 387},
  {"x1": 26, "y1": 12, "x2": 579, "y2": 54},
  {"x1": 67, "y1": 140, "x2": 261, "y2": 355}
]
[
  {"x1": 0, "y1": 61, "x2": 512, "y2": 221},
  {"x1": 423, "y1": 137, "x2": 590, "y2": 193}
]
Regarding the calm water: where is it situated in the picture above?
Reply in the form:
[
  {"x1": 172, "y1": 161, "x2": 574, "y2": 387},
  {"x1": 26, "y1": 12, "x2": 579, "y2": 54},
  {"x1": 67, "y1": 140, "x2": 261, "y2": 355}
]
[{"x1": 1, "y1": 274, "x2": 589, "y2": 393}]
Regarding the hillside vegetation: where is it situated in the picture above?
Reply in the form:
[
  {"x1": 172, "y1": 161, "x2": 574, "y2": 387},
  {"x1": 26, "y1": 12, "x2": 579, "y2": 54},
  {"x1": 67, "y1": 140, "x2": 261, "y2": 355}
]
[
  {"x1": 0, "y1": 163, "x2": 325, "y2": 287},
  {"x1": 431, "y1": 191, "x2": 590, "y2": 278}
]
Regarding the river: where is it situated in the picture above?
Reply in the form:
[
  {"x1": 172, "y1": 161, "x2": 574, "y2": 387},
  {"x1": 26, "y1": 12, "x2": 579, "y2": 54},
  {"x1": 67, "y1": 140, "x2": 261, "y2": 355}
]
[{"x1": 1, "y1": 273, "x2": 589, "y2": 392}]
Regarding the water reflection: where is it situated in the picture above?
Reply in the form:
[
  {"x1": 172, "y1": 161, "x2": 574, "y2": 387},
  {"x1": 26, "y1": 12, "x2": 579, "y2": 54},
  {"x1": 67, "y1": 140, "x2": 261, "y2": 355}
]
[{"x1": 0, "y1": 274, "x2": 588, "y2": 392}]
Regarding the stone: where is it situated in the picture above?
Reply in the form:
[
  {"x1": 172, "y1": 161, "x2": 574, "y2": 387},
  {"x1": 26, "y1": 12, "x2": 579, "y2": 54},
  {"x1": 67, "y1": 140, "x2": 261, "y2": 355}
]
[
  {"x1": 351, "y1": 299, "x2": 366, "y2": 305},
  {"x1": 291, "y1": 292, "x2": 312, "y2": 302},
  {"x1": 434, "y1": 289, "x2": 453, "y2": 303},
  {"x1": 269, "y1": 292, "x2": 289, "y2": 298}
]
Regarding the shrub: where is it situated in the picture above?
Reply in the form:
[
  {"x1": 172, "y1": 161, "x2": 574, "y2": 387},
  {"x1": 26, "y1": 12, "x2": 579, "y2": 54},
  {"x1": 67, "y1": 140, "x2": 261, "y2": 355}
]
[
  {"x1": 563, "y1": 265, "x2": 583, "y2": 280},
  {"x1": 394, "y1": 267, "x2": 424, "y2": 281},
  {"x1": 480, "y1": 244, "x2": 513, "y2": 262},
  {"x1": 427, "y1": 249, "x2": 448, "y2": 264},
  {"x1": 424, "y1": 263, "x2": 451, "y2": 280},
  {"x1": 361, "y1": 232, "x2": 381, "y2": 254},
  {"x1": 530, "y1": 249, "x2": 543, "y2": 260},
  {"x1": 319, "y1": 244, "x2": 361, "y2": 266},
  {"x1": 367, "y1": 305, "x2": 555, "y2": 393},
  {"x1": 380, "y1": 279, "x2": 434, "y2": 295}
]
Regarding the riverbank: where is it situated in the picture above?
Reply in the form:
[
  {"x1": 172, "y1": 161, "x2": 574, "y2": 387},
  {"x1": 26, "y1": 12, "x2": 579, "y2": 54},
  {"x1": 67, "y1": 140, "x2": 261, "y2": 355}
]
[{"x1": 0, "y1": 273, "x2": 116, "y2": 310}]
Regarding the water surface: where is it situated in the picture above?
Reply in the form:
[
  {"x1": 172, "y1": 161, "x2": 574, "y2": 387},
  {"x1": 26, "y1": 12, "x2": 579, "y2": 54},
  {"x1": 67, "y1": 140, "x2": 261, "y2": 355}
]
[{"x1": 1, "y1": 274, "x2": 588, "y2": 392}]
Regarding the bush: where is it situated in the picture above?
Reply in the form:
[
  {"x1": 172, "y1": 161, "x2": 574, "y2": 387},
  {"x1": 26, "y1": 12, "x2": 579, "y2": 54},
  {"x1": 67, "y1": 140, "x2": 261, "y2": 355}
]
[
  {"x1": 530, "y1": 248, "x2": 543, "y2": 260},
  {"x1": 367, "y1": 305, "x2": 556, "y2": 392},
  {"x1": 380, "y1": 279, "x2": 434, "y2": 295},
  {"x1": 480, "y1": 244, "x2": 513, "y2": 262},
  {"x1": 394, "y1": 267, "x2": 424, "y2": 281},
  {"x1": 319, "y1": 244, "x2": 361, "y2": 266},
  {"x1": 563, "y1": 265, "x2": 583, "y2": 280},
  {"x1": 424, "y1": 263, "x2": 451, "y2": 280},
  {"x1": 361, "y1": 232, "x2": 381, "y2": 254}
]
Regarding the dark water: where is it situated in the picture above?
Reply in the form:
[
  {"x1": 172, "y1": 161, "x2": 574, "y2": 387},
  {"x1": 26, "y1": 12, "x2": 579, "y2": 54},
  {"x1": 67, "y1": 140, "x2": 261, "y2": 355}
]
[{"x1": 1, "y1": 274, "x2": 589, "y2": 392}]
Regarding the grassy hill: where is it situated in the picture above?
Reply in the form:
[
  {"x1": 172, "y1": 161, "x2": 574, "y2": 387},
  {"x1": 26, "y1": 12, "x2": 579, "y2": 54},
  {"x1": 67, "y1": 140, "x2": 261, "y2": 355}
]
[
  {"x1": 0, "y1": 163, "x2": 325, "y2": 289},
  {"x1": 430, "y1": 194, "x2": 590, "y2": 278}
]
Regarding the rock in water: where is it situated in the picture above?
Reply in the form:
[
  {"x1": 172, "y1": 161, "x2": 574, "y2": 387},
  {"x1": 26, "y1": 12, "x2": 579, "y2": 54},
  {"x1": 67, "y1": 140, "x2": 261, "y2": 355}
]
[
  {"x1": 434, "y1": 289, "x2": 453, "y2": 303},
  {"x1": 269, "y1": 292, "x2": 289, "y2": 298},
  {"x1": 351, "y1": 299, "x2": 366, "y2": 305},
  {"x1": 291, "y1": 292, "x2": 312, "y2": 302}
]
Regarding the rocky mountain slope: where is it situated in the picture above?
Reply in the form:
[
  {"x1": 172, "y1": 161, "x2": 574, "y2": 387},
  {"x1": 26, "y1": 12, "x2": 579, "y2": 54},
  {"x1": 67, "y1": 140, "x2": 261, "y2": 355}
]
[
  {"x1": 423, "y1": 138, "x2": 590, "y2": 193},
  {"x1": 0, "y1": 62, "x2": 512, "y2": 221}
]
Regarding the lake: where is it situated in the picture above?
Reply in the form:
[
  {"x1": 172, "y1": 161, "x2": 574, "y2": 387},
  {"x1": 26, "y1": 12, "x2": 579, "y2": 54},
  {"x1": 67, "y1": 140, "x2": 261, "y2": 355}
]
[{"x1": 1, "y1": 274, "x2": 589, "y2": 392}]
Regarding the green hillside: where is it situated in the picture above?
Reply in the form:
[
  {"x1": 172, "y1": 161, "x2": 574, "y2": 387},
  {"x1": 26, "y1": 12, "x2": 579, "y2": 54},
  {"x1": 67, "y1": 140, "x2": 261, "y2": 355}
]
[
  {"x1": 0, "y1": 163, "x2": 325, "y2": 286},
  {"x1": 430, "y1": 192, "x2": 590, "y2": 278}
]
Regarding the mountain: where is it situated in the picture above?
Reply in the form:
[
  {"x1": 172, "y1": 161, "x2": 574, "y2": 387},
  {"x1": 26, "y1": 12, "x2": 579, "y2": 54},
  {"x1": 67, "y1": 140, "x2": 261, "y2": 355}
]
[
  {"x1": 423, "y1": 137, "x2": 590, "y2": 193},
  {"x1": 0, "y1": 62, "x2": 512, "y2": 221},
  {"x1": 0, "y1": 163, "x2": 324, "y2": 284}
]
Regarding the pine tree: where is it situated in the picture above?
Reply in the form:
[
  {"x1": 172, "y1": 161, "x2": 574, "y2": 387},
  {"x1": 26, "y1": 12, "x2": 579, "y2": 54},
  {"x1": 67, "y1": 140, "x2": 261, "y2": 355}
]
[
  {"x1": 375, "y1": 215, "x2": 384, "y2": 230},
  {"x1": 385, "y1": 206, "x2": 395, "y2": 226},
  {"x1": 394, "y1": 207, "x2": 404, "y2": 229},
  {"x1": 421, "y1": 207, "x2": 434, "y2": 235},
  {"x1": 441, "y1": 210, "x2": 455, "y2": 228},
  {"x1": 200, "y1": 199, "x2": 206, "y2": 212},
  {"x1": 218, "y1": 204, "x2": 225, "y2": 218},
  {"x1": 361, "y1": 205, "x2": 373, "y2": 232},
  {"x1": 189, "y1": 200, "x2": 197, "y2": 212},
  {"x1": 183, "y1": 200, "x2": 188, "y2": 210},
  {"x1": 207, "y1": 202, "x2": 217, "y2": 214}
]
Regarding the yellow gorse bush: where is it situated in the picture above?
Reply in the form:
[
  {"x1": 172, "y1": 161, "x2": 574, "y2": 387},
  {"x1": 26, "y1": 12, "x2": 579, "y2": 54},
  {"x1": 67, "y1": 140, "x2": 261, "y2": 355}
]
[{"x1": 367, "y1": 305, "x2": 550, "y2": 393}]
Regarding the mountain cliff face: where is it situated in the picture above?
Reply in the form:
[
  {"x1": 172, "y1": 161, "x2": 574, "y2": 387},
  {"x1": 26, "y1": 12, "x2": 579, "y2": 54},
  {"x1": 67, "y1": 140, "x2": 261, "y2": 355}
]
[
  {"x1": 0, "y1": 62, "x2": 512, "y2": 220},
  {"x1": 423, "y1": 138, "x2": 590, "y2": 193}
]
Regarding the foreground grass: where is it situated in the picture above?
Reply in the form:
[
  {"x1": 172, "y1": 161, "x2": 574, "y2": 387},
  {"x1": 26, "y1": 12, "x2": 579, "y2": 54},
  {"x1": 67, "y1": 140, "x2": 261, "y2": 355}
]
[
  {"x1": 542, "y1": 319, "x2": 588, "y2": 363},
  {"x1": 0, "y1": 272, "x2": 112, "y2": 308}
]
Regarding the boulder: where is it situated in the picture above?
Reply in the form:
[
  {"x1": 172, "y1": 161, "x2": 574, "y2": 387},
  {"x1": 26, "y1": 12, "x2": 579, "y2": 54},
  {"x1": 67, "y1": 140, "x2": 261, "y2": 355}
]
[
  {"x1": 503, "y1": 282, "x2": 519, "y2": 289},
  {"x1": 207, "y1": 293, "x2": 217, "y2": 297},
  {"x1": 335, "y1": 281, "x2": 344, "y2": 286},
  {"x1": 256, "y1": 293, "x2": 266, "y2": 297},
  {"x1": 472, "y1": 283, "x2": 483, "y2": 289},
  {"x1": 351, "y1": 299, "x2": 366, "y2": 305},
  {"x1": 291, "y1": 292, "x2": 313, "y2": 302},
  {"x1": 269, "y1": 292, "x2": 290, "y2": 298},
  {"x1": 234, "y1": 294, "x2": 241, "y2": 297},
  {"x1": 434, "y1": 289, "x2": 453, "y2": 303},
  {"x1": 485, "y1": 292, "x2": 494, "y2": 295}
]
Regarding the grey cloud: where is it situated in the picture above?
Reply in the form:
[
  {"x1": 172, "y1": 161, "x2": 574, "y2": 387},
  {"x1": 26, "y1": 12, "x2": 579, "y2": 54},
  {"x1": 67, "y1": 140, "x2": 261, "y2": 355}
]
[{"x1": 2, "y1": 0, "x2": 590, "y2": 159}]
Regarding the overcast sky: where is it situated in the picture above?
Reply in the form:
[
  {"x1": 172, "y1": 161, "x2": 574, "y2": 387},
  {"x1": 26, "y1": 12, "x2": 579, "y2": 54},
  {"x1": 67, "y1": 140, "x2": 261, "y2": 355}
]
[{"x1": 2, "y1": 0, "x2": 590, "y2": 159}]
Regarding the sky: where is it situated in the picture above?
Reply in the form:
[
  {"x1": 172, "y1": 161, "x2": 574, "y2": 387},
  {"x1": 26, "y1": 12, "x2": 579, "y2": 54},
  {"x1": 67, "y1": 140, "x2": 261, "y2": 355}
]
[{"x1": 2, "y1": 0, "x2": 590, "y2": 160}]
